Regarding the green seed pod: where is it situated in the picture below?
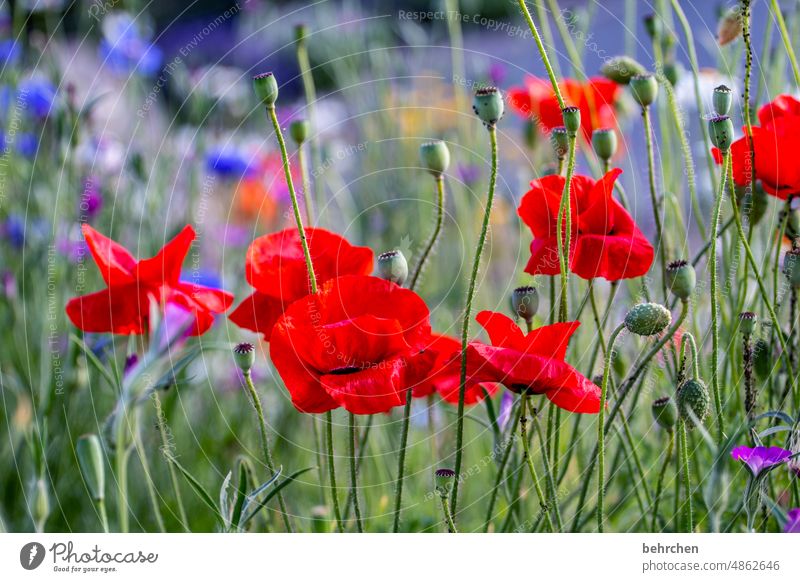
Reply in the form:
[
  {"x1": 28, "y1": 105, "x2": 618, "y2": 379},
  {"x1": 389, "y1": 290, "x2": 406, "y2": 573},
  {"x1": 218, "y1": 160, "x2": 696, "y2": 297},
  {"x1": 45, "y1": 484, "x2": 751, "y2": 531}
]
[
  {"x1": 624, "y1": 303, "x2": 672, "y2": 336},
  {"x1": 652, "y1": 396, "x2": 678, "y2": 430},
  {"x1": 295, "y1": 23, "x2": 308, "y2": 43},
  {"x1": 76, "y1": 434, "x2": 105, "y2": 502},
  {"x1": 434, "y1": 468, "x2": 456, "y2": 498},
  {"x1": 784, "y1": 249, "x2": 800, "y2": 288},
  {"x1": 592, "y1": 128, "x2": 618, "y2": 161},
  {"x1": 738, "y1": 312, "x2": 758, "y2": 336},
  {"x1": 419, "y1": 140, "x2": 451, "y2": 177},
  {"x1": 665, "y1": 260, "x2": 696, "y2": 300},
  {"x1": 33, "y1": 478, "x2": 50, "y2": 529},
  {"x1": 709, "y1": 115, "x2": 735, "y2": 152},
  {"x1": 713, "y1": 85, "x2": 733, "y2": 116},
  {"x1": 600, "y1": 56, "x2": 647, "y2": 85},
  {"x1": 253, "y1": 72, "x2": 279, "y2": 107},
  {"x1": 377, "y1": 250, "x2": 408, "y2": 286},
  {"x1": 472, "y1": 87, "x2": 504, "y2": 127},
  {"x1": 510, "y1": 286, "x2": 539, "y2": 323},
  {"x1": 289, "y1": 119, "x2": 310, "y2": 145},
  {"x1": 630, "y1": 74, "x2": 659, "y2": 107},
  {"x1": 752, "y1": 338, "x2": 771, "y2": 380},
  {"x1": 676, "y1": 378, "x2": 710, "y2": 428},
  {"x1": 233, "y1": 342, "x2": 256, "y2": 372},
  {"x1": 663, "y1": 62, "x2": 680, "y2": 86},
  {"x1": 643, "y1": 13, "x2": 661, "y2": 40},
  {"x1": 550, "y1": 126, "x2": 569, "y2": 159},
  {"x1": 561, "y1": 106, "x2": 581, "y2": 136},
  {"x1": 717, "y1": 6, "x2": 743, "y2": 46}
]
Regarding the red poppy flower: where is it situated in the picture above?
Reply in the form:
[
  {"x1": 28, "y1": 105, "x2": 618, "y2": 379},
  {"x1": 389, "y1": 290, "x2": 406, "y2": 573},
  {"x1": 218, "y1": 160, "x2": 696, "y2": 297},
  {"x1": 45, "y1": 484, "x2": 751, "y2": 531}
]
[
  {"x1": 713, "y1": 94, "x2": 800, "y2": 200},
  {"x1": 269, "y1": 275, "x2": 431, "y2": 415},
  {"x1": 518, "y1": 168, "x2": 654, "y2": 281},
  {"x1": 456, "y1": 311, "x2": 599, "y2": 414},
  {"x1": 405, "y1": 333, "x2": 499, "y2": 405},
  {"x1": 65, "y1": 225, "x2": 233, "y2": 335},
  {"x1": 508, "y1": 76, "x2": 620, "y2": 140},
  {"x1": 228, "y1": 227, "x2": 374, "y2": 338}
]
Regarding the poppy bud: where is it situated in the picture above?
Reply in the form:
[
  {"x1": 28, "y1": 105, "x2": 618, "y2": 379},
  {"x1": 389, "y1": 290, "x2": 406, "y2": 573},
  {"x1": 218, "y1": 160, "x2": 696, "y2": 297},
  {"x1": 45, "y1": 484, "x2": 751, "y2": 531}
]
[
  {"x1": 713, "y1": 85, "x2": 733, "y2": 116},
  {"x1": 738, "y1": 311, "x2": 757, "y2": 336},
  {"x1": 377, "y1": 250, "x2": 408, "y2": 286},
  {"x1": 434, "y1": 468, "x2": 456, "y2": 497},
  {"x1": 76, "y1": 434, "x2": 105, "y2": 502},
  {"x1": 290, "y1": 119, "x2": 310, "y2": 145},
  {"x1": 600, "y1": 56, "x2": 646, "y2": 85},
  {"x1": 419, "y1": 140, "x2": 451, "y2": 177},
  {"x1": 717, "y1": 6, "x2": 743, "y2": 46},
  {"x1": 590, "y1": 129, "x2": 616, "y2": 164},
  {"x1": 472, "y1": 87, "x2": 504, "y2": 127},
  {"x1": 643, "y1": 13, "x2": 661, "y2": 40},
  {"x1": 630, "y1": 74, "x2": 659, "y2": 107},
  {"x1": 33, "y1": 478, "x2": 50, "y2": 529},
  {"x1": 523, "y1": 119, "x2": 538, "y2": 149},
  {"x1": 295, "y1": 23, "x2": 308, "y2": 42},
  {"x1": 233, "y1": 342, "x2": 256, "y2": 372},
  {"x1": 652, "y1": 396, "x2": 678, "y2": 430},
  {"x1": 709, "y1": 115, "x2": 734, "y2": 152},
  {"x1": 561, "y1": 106, "x2": 581, "y2": 136},
  {"x1": 624, "y1": 303, "x2": 672, "y2": 336},
  {"x1": 510, "y1": 286, "x2": 539, "y2": 322},
  {"x1": 752, "y1": 338, "x2": 772, "y2": 380},
  {"x1": 253, "y1": 72, "x2": 279, "y2": 107},
  {"x1": 676, "y1": 378, "x2": 710, "y2": 428},
  {"x1": 665, "y1": 260, "x2": 696, "y2": 300},
  {"x1": 663, "y1": 62, "x2": 680, "y2": 87},
  {"x1": 550, "y1": 126, "x2": 569, "y2": 159}
]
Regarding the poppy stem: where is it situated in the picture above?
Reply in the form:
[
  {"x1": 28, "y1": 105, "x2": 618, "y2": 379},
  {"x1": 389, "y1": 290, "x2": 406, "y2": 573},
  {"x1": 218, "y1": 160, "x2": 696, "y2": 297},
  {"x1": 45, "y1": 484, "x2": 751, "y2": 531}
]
[
  {"x1": 679, "y1": 332, "x2": 700, "y2": 381},
  {"x1": 439, "y1": 494, "x2": 458, "y2": 533},
  {"x1": 409, "y1": 175, "x2": 446, "y2": 290},
  {"x1": 451, "y1": 125, "x2": 498, "y2": 519},
  {"x1": 482, "y1": 401, "x2": 522, "y2": 532},
  {"x1": 343, "y1": 415, "x2": 374, "y2": 522},
  {"x1": 641, "y1": 105, "x2": 668, "y2": 301},
  {"x1": 556, "y1": 132, "x2": 577, "y2": 323},
  {"x1": 325, "y1": 411, "x2": 344, "y2": 532},
  {"x1": 520, "y1": 394, "x2": 554, "y2": 532},
  {"x1": 597, "y1": 322, "x2": 625, "y2": 533},
  {"x1": 678, "y1": 421, "x2": 693, "y2": 532},
  {"x1": 391, "y1": 386, "x2": 413, "y2": 532},
  {"x1": 650, "y1": 429, "x2": 675, "y2": 531},
  {"x1": 243, "y1": 370, "x2": 292, "y2": 532},
  {"x1": 296, "y1": 143, "x2": 315, "y2": 226},
  {"x1": 516, "y1": 0, "x2": 565, "y2": 109},
  {"x1": 348, "y1": 412, "x2": 363, "y2": 532},
  {"x1": 295, "y1": 27, "x2": 324, "y2": 214},
  {"x1": 769, "y1": 0, "x2": 800, "y2": 87},
  {"x1": 152, "y1": 391, "x2": 190, "y2": 532},
  {"x1": 742, "y1": 330, "x2": 756, "y2": 444},
  {"x1": 531, "y1": 406, "x2": 563, "y2": 531},
  {"x1": 266, "y1": 105, "x2": 318, "y2": 294}
]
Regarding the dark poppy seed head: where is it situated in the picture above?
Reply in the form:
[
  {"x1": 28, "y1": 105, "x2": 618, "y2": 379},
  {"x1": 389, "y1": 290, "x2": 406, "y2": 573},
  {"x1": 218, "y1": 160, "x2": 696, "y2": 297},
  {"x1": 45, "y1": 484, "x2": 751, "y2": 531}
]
[
  {"x1": 667, "y1": 259, "x2": 688, "y2": 270},
  {"x1": 434, "y1": 468, "x2": 456, "y2": 497},
  {"x1": 253, "y1": 72, "x2": 278, "y2": 106},
  {"x1": 666, "y1": 260, "x2": 696, "y2": 300},
  {"x1": 652, "y1": 396, "x2": 678, "y2": 429},
  {"x1": 233, "y1": 342, "x2": 256, "y2": 372},
  {"x1": 377, "y1": 249, "x2": 408, "y2": 286},
  {"x1": 510, "y1": 286, "x2": 539, "y2": 322},
  {"x1": 738, "y1": 311, "x2": 758, "y2": 336},
  {"x1": 473, "y1": 86, "x2": 504, "y2": 127},
  {"x1": 435, "y1": 468, "x2": 455, "y2": 479},
  {"x1": 561, "y1": 106, "x2": 581, "y2": 135}
]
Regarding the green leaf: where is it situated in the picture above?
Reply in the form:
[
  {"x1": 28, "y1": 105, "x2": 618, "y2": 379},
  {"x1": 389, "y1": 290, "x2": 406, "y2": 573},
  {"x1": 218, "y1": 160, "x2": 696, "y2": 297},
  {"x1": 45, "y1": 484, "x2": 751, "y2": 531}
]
[
  {"x1": 240, "y1": 467, "x2": 314, "y2": 528},
  {"x1": 69, "y1": 334, "x2": 118, "y2": 391},
  {"x1": 168, "y1": 456, "x2": 223, "y2": 527},
  {"x1": 230, "y1": 457, "x2": 253, "y2": 531}
]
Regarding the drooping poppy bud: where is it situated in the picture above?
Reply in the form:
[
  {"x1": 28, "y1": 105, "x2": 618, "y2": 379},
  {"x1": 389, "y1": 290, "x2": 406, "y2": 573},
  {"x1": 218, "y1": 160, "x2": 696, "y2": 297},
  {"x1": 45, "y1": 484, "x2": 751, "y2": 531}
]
[
  {"x1": 76, "y1": 434, "x2": 106, "y2": 502},
  {"x1": 561, "y1": 106, "x2": 581, "y2": 136},
  {"x1": 510, "y1": 286, "x2": 539, "y2": 323},
  {"x1": 253, "y1": 72, "x2": 279, "y2": 107},
  {"x1": 738, "y1": 311, "x2": 758, "y2": 336},
  {"x1": 419, "y1": 140, "x2": 451, "y2": 177},
  {"x1": 663, "y1": 62, "x2": 680, "y2": 86},
  {"x1": 592, "y1": 128, "x2": 618, "y2": 161},
  {"x1": 472, "y1": 87, "x2": 504, "y2": 127},
  {"x1": 665, "y1": 260, "x2": 696, "y2": 300},
  {"x1": 676, "y1": 378, "x2": 710, "y2": 428},
  {"x1": 290, "y1": 119, "x2": 310, "y2": 145},
  {"x1": 550, "y1": 126, "x2": 569, "y2": 160},
  {"x1": 652, "y1": 396, "x2": 678, "y2": 430},
  {"x1": 624, "y1": 303, "x2": 671, "y2": 336},
  {"x1": 717, "y1": 6, "x2": 743, "y2": 46},
  {"x1": 377, "y1": 250, "x2": 408, "y2": 286},
  {"x1": 713, "y1": 85, "x2": 733, "y2": 116},
  {"x1": 434, "y1": 468, "x2": 456, "y2": 497},
  {"x1": 630, "y1": 74, "x2": 659, "y2": 107},
  {"x1": 643, "y1": 13, "x2": 661, "y2": 40},
  {"x1": 600, "y1": 56, "x2": 647, "y2": 85},
  {"x1": 709, "y1": 115, "x2": 734, "y2": 152},
  {"x1": 233, "y1": 342, "x2": 256, "y2": 372}
]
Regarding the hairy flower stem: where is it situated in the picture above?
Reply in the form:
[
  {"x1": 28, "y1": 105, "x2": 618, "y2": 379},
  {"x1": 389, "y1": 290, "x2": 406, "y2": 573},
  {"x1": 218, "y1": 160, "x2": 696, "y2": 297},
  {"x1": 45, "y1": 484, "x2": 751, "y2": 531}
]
[
  {"x1": 114, "y1": 403, "x2": 131, "y2": 533},
  {"x1": 770, "y1": 0, "x2": 800, "y2": 87},
  {"x1": 409, "y1": 176, "x2": 446, "y2": 289},
  {"x1": 743, "y1": 331, "x2": 756, "y2": 443},
  {"x1": 642, "y1": 106, "x2": 668, "y2": 301},
  {"x1": 532, "y1": 407, "x2": 563, "y2": 531},
  {"x1": 295, "y1": 30, "x2": 324, "y2": 211},
  {"x1": 326, "y1": 411, "x2": 344, "y2": 532},
  {"x1": 439, "y1": 494, "x2": 458, "y2": 533},
  {"x1": 451, "y1": 126, "x2": 498, "y2": 519},
  {"x1": 243, "y1": 371, "x2": 292, "y2": 531},
  {"x1": 678, "y1": 421, "x2": 693, "y2": 532},
  {"x1": 516, "y1": 0, "x2": 565, "y2": 109},
  {"x1": 520, "y1": 394, "x2": 555, "y2": 532},
  {"x1": 597, "y1": 323, "x2": 625, "y2": 532},
  {"x1": 152, "y1": 392, "x2": 189, "y2": 531},
  {"x1": 343, "y1": 415, "x2": 373, "y2": 522},
  {"x1": 348, "y1": 412, "x2": 363, "y2": 532},
  {"x1": 708, "y1": 151, "x2": 729, "y2": 445},
  {"x1": 391, "y1": 386, "x2": 413, "y2": 532},
  {"x1": 483, "y1": 403, "x2": 522, "y2": 532},
  {"x1": 296, "y1": 144, "x2": 315, "y2": 225},
  {"x1": 651, "y1": 430, "x2": 675, "y2": 531},
  {"x1": 556, "y1": 133, "x2": 577, "y2": 322}
]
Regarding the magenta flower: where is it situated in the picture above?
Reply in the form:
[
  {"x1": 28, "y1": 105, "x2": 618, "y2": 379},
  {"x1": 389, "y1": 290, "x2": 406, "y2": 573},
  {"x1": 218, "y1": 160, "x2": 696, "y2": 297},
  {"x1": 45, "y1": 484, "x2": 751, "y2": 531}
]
[
  {"x1": 786, "y1": 509, "x2": 800, "y2": 533},
  {"x1": 731, "y1": 445, "x2": 793, "y2": 477}
]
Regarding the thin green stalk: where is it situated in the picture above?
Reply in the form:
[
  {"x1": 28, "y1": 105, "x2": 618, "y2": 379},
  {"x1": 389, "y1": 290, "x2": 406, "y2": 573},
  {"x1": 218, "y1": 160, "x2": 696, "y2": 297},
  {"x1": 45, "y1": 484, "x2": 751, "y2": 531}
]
[
  {"x1": 444, "y1": 0, "x2": 468, "y2": 125},
  {"x1": 439, "y1": 495, "x2": 458, "y2": 533},
  {"x1": 531, "y1": 404, "x2": 563, "y2": 531},
  {"x1": 297, "y1": 144, "x2": 315, "y2": 225},
  {"x1": 556, "y1": 133, "x2": 577, "y2": 322},
  {"x1": 325, "y1": 411, "x2": 344, "y2": 532},
  {"x1": 483, "y1": 403, "x2": 522, "y2": 532},
  {"x1": 96, "y1": 499, "x2": 109, "y2": 533},
  {"x1": 651, "y1": 430, "x2": 675, "y2": 531},
  {"x1": 409, "y1": 176, "x2": 446, "y2": 289},
  {"x1": 115, "y1": 403, "x2": 130, "y2": 533},
  {"x1": 343, "y1": 415, "x2": 374, "y2": 522},
  {"x1": 517, "y1": 0, "x2": 565, "y2": 108},
  {"x1": 520, "y1": 394, "x2": 554, "y2": 532},
  {"x1": 770, "y1": 0, "x2": 800, "y2": 87},
  {"x1": 348, "y1": 412, "x2": 363, "y2": 532},
  {"x1": 642, "y1": 106, "x2": 668, "y2": 300},
  {"x1": 678, "y1": 422, "x2": 693, "y2": 532},
  {"x1": 680, "y1": 332, "x2": 700, "y2": 380},
  {"x1": 451, "y1": 126, "x2": 498, "y2": 518},
  {"x1": 534, "y1": 0, "x2": 561, "y2": 78},
  {"x1": 243, "y1": 371, "x2": 292, "y2": 532},
  {"x1": 295, "y1": 28, "x2": 324, "y2": 211},
  {"x1": 391, "y1": 386, "x2": 413, "y2": 532},
  {"x1": 597, "y1": 323, "x2": 625, "y2": 532},
  {"x1": 133, "y1": 428, "x2": 166, "y2": 533},
  {"x1": 152, "y1": 392, "x2": 189, "y2": 531}
]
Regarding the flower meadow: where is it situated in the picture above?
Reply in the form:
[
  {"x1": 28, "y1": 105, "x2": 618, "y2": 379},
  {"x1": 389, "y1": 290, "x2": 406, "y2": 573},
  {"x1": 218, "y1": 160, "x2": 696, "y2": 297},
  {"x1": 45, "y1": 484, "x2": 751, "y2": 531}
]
[{"x1": 2, "y1": 0, "x2": 800, "y2": 537}]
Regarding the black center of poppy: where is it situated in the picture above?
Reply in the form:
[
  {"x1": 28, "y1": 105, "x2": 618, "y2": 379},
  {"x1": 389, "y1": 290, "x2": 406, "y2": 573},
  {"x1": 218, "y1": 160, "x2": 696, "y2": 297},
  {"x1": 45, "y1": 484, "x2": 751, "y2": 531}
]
[{"x1": 329, "y1": 366, "x2": 361, "y2": 376}]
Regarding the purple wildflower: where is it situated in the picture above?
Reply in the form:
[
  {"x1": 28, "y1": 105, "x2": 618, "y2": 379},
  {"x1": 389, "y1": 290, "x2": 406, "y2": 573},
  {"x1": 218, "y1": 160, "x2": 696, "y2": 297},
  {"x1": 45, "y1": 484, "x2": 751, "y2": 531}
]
[
  {"x1": 731, "y1": 445, "x2": 793, "y2": 477},
  {"x1": 786, "y1": 508, "x2": 800, "y2": 533},
  {"x1": 497, "y1": 391, "x2": 514, "y2": 431}
]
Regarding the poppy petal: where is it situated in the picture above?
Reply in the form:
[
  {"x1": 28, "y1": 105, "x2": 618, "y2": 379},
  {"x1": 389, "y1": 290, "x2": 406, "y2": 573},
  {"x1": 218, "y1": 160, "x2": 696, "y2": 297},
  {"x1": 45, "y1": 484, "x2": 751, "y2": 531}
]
[
  {"x1": 81, "y1": 224, "x2": 137, "y2": 286},
  {"x1": 320, "y1": 356, "x2": 407, "y2": 414},
  {"x1": 65, "y1": 285, "x2": 150, "y2": 335},
  {"x1": 228, "y1": 291, "x2": 288, "y2": 337},
  {"x1": 136, "y1": 225, "x2": 195, "y2": 285}
]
